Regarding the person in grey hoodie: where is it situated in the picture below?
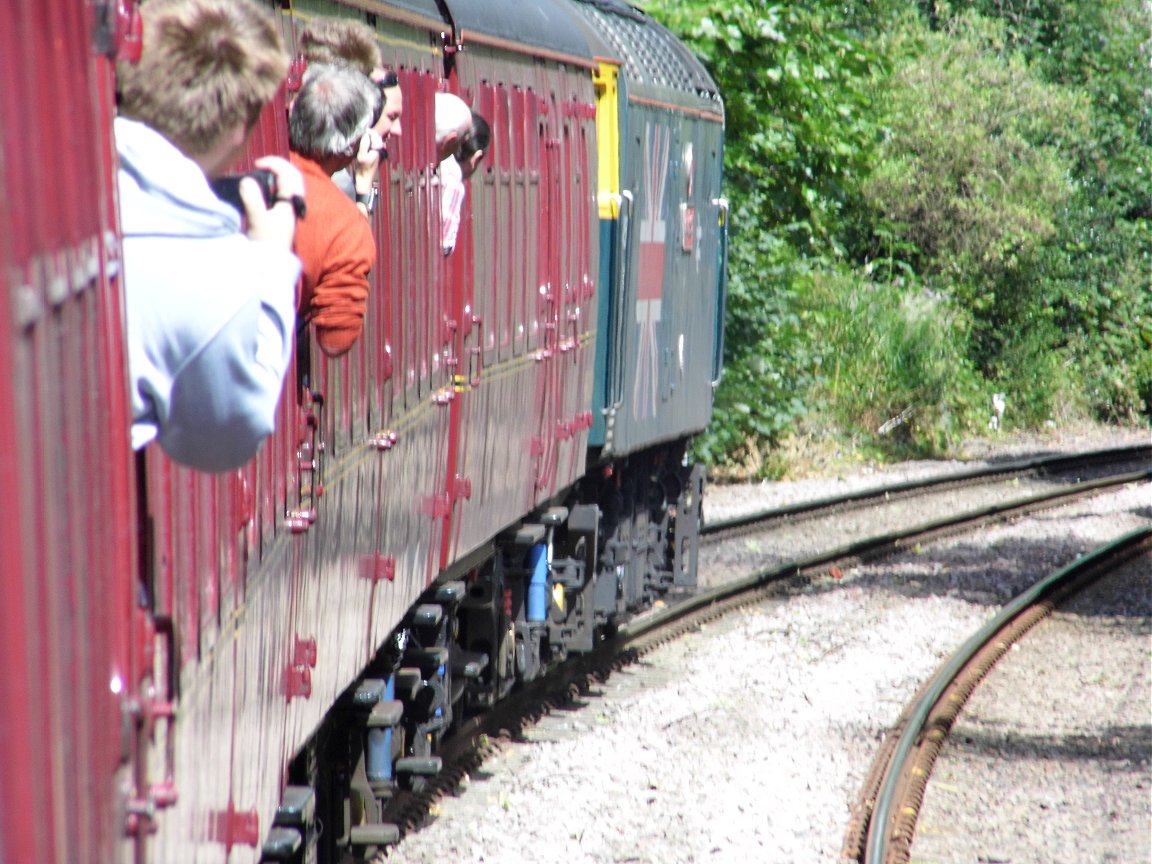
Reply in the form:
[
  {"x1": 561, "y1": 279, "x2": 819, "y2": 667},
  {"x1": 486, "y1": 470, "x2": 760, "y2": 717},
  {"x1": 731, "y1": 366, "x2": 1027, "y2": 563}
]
[{"x1": 115, "y1": 0, "x2": 305, "y2": 471}]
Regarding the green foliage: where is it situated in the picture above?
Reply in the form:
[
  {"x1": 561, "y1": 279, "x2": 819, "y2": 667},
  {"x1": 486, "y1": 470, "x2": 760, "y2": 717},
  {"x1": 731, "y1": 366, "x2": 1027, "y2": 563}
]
[
  {"x1": 642, "y1": 0, "x2": 1150, "y2": 469},
  {"x1": 862, "y1": 4, "x2": 1152, "y2": 423},
  {"x1": 801, "y1": 270, "x2": 984, "y2": 453},
  {"x1": 862, "y1": 13, "x2": 1090, "y2": 295},
  {"x1": 952, "y1": 0, "x2": 1152, "y2": 217},
  {"x1": 645, "y1": 0, "x2": 884, "y2": 249},
  {"x1": 1027, "y1": 206, "x2": 1152, "y2": 422},
  {"x1": 950, "y1": 0, "x2": 1152, "y2": 423}
]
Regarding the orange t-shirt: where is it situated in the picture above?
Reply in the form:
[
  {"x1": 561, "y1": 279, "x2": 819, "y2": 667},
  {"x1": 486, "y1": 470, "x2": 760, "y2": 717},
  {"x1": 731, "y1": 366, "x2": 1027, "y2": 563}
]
[{"x1": 290, "y1": 152, "x2": 376, "y2": 357}]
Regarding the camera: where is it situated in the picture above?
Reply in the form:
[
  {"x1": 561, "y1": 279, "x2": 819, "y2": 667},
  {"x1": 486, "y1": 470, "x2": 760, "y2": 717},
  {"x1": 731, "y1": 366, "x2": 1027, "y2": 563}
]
[{"x1": 210, "y1": 168, "x2": 278, "y2": 213}]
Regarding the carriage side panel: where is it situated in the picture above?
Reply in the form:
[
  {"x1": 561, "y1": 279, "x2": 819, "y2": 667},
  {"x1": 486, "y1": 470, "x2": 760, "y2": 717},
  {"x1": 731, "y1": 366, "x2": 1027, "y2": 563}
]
[{"x1": 0, "y1": 3, "x2": 137, "y2": 863}]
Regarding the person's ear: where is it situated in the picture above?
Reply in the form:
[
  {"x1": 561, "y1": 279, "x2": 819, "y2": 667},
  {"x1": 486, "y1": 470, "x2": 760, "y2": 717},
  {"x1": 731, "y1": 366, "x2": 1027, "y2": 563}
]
[{"x1": 440, "y1": 132, "x2": 463, "y2": 163}]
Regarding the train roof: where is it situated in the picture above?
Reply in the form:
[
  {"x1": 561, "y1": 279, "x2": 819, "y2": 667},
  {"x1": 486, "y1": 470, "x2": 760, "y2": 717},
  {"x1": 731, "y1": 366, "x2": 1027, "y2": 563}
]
[
  {"x1": 450, "y1": 0, "x2": 603, "y2": 67},
  {"x1": 568, "y1": 0, "x2": 723, "y2": 118},
  {"x1": 433, "y1": 1, "x2": 721, "y2": 119}
]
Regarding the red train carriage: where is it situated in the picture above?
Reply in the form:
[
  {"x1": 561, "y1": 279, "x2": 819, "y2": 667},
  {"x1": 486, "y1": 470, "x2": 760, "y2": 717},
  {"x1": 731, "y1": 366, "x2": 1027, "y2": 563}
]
[
  {"x1": 0, "y1": 3, "x2": 139, "y2": 864},
  {"x1": 0, "y1": 1, "x2": 724, "y2": 862},
  {"x1": 131, "y1": 4, "x2": 606, "y2": 861}
]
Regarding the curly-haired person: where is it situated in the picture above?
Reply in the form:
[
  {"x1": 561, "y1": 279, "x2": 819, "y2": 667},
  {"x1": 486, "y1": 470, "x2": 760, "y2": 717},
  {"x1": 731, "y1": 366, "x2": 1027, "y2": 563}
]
[{"x1": 299, "y1": 16, "x2": 403, "y2": 216}]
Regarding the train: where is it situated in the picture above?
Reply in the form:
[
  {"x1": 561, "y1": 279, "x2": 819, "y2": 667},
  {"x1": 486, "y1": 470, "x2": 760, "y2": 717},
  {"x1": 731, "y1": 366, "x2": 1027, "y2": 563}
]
[{"x1": 0, "y1": 1, "x2": 726, "y2": 862}]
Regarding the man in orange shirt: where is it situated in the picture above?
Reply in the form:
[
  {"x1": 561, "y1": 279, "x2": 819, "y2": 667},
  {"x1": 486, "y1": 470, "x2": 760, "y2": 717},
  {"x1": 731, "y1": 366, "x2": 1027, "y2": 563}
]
[{"x1": 288, "y1": 65, "x2": 379, "y2": 356}]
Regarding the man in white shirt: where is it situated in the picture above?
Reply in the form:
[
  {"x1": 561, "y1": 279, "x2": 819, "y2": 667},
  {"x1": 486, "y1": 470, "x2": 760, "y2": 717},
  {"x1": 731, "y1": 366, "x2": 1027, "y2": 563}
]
[{"x1": 436, "y1": 93, "x2": 489, "y2": 255}]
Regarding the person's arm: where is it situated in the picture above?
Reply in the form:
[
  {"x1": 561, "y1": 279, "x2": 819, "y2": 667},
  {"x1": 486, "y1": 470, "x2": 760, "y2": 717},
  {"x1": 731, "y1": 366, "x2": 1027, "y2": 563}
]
[
  {"x1": 440, "y1": 157, "x2": 465, "y2": 256},
  {"x1": 245, "y1": 155, "x2": 305, "y2": 242},
  {"x1": 308, "y1": 216, "x2": 376, "y2": 357},
  {"x1": 155, "y1": 156, "x2": 305, "y2": 471},
  {"x1": 156, "y1": 241, "x2": 301, "y2": 471},
  {"x1": 351, "y1": 132, "x2": 383, "y2": 218}
]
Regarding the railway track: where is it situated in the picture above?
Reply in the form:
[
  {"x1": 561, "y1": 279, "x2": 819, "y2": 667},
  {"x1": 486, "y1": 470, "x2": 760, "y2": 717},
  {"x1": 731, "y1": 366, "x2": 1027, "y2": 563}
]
[
  {"x1": 842, "y1": 527, "x2": 1152, "y2": 864},
  {"x1": 379, "y1": 448, "x2": 1150, "y2": 846},
  {"x1": 700, "y1": 443, "x2": 1150, "y2": 542}
]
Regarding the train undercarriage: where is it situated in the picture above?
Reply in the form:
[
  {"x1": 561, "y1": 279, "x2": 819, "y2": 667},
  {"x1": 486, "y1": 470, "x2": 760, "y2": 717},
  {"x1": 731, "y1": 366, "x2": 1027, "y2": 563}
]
[{"x1": 270, "y1": 440, "x2": 704, "y2": 863}]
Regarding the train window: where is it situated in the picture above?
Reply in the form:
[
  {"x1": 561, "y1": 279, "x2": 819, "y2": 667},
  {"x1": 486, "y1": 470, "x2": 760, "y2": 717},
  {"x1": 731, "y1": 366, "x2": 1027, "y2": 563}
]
[
  {"x1": 495, "y1": 85, "x2": 513, "y2": 357},
  {"x1": 511, "y1": 85, "x2": 529, "y2": 358}
]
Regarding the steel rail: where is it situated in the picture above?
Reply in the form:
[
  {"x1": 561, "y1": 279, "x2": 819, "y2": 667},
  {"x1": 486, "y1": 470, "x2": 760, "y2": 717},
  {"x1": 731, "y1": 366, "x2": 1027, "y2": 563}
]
[
  {"x1": 701, "y1": 444, "x2": 1150, "y2": 541},
  {"x1": 383, "y1": 465, "x2": 1150, "y2": 844},
  {"x1": 854, "y1": 527, "x2": 1152, "y2": 864}
]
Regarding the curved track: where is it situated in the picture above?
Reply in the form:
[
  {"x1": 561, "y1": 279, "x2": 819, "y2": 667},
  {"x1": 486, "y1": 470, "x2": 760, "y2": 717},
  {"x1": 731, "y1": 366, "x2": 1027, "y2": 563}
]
[
  {"x1": 379, "y1": 450, "x2": 1151, "y2": 843},
  {"x1": 843, "y1": 528, "x2": 1152, "y2": 864},
  {"x1": 701, "y1": 444, "x2": 1150, "y2": 541}
]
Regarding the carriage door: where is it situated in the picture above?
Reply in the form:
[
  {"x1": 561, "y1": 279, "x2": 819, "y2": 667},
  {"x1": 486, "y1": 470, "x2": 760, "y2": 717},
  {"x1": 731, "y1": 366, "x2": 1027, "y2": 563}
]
[{"x1": 528, "y1": 87, "x2": 566, "y2": 503}]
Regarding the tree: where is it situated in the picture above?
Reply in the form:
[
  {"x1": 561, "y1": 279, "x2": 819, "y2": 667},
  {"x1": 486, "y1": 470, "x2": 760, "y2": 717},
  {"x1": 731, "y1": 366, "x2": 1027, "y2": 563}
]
[{"x1": 642, "y1": 1, "x2": 887, "y2": 465}]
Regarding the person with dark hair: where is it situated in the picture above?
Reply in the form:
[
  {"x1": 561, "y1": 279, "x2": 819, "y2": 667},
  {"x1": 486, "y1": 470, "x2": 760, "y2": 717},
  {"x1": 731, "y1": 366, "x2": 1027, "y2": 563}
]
[
  {"x1": 458, "y1": 112, "x2": 492, "y2": 179},
  {"x1": 115, "y1": 0, "x2": 305, "y2": 471},
  {"x1": 299, "y1": 16, "x2": 403, "y2": 217},
  {"x1": 436, "y1": 93, "x2": 490, "y2": 256},
  {"x1": 289, "y1": 64, "x2": 379, "y2": 356},
  {"x1": 349, "y1": 70, "x2": 403, "y2": 217}
]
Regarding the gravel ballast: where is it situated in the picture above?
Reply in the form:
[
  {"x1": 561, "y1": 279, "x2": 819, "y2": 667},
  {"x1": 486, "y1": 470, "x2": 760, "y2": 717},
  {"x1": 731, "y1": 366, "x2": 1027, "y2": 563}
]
[
  {"x1": 911, "y1": 555, "x2": 1151, "y2": 864},
  {"x1": 383, "y1": 431, "x2": 1151, "y2": 864}
]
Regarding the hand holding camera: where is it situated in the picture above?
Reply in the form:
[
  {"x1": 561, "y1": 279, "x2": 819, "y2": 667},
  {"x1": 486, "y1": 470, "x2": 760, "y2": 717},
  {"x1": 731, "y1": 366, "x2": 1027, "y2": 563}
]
[
  {"x1": 353, "y1": 130, "x2": 385, "y2": 191},
  {"x1": 210, "y1": 168, "x2": 279, "y2": 213},
  {"x1": 213, "y1": 157, "x2": 306, "y2": 249}
]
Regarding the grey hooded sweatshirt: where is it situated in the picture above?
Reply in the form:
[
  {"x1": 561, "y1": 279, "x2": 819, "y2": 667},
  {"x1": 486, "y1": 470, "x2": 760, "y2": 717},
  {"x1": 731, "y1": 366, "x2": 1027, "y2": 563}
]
[{"x1": 116, "y1": 117, "x2": 301, "y2": 472}]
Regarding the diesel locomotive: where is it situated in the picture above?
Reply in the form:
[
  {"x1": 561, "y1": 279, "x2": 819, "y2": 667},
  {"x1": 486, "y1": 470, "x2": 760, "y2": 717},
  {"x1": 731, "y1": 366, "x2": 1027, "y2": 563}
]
[{"x1": 0, "y1": 1, "x2": 725, "y2": 861}]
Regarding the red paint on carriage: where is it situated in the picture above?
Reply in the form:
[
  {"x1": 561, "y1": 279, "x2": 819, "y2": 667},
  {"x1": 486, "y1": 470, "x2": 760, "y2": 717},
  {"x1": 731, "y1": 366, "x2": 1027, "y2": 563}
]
[
  {"x1": 0, "y1": 3, "x2": 138, "y2": 863},
  {"x1": 3, "y1": 1, "x2": 725, "y2": 859}
]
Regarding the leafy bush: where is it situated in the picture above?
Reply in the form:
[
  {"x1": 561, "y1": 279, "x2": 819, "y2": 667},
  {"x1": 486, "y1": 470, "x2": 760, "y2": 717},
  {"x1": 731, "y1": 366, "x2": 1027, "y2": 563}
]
[
  {"x1": 644, "y1": 0, "x2": 1150, "y2": 471},
  {"x1": 857, "y1": 9, "x2": 1150, "y2": 425},
  {"x1": 968, "y1": 0, "x2": 1152, "y2": 423},
  {"x1": 801, "y1": 270, "x2": 984, "y2": 453},
  {"x1": 861, "y1": 13, "x2": 1090, "y2": 304},
  {"x1": 647, "y1": 1, "x2": 883, "y2": 248}
]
